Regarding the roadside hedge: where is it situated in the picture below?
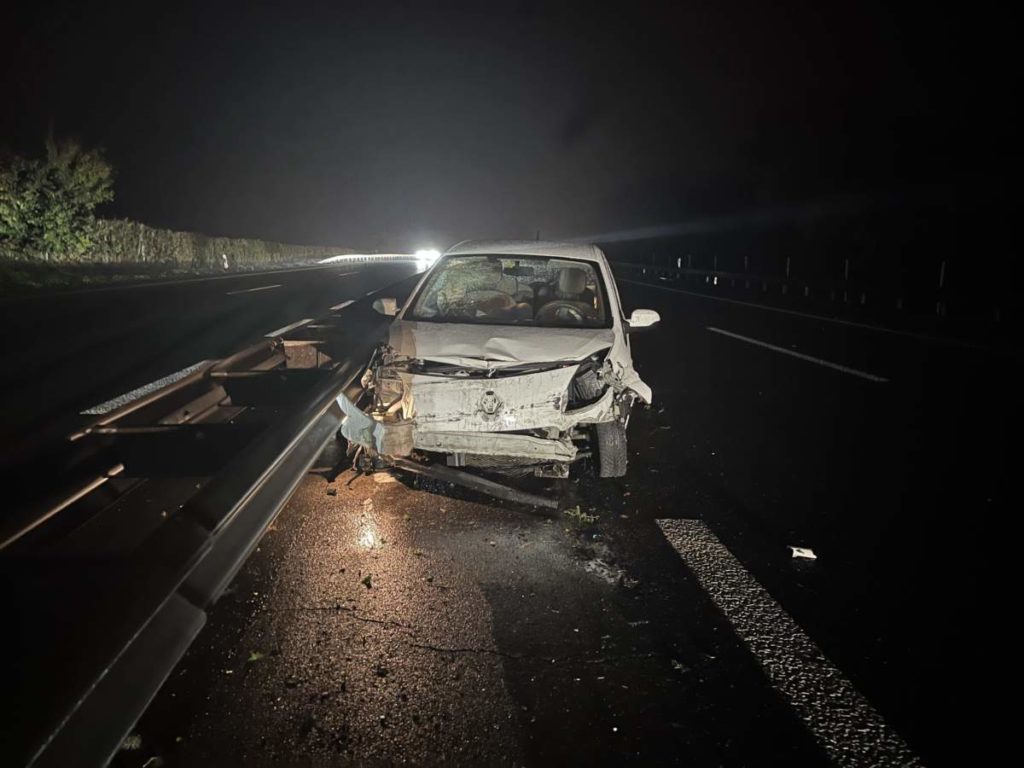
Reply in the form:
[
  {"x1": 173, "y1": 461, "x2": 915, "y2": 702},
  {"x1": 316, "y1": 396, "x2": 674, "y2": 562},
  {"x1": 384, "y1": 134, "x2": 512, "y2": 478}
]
[{"x1": 83, "y1": 219, "x2": 349, "y2": 269}]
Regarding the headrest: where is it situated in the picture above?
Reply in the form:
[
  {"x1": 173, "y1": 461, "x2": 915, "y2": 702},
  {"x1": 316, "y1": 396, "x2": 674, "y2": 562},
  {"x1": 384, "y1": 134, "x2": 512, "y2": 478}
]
[{"x1": 558, "y1": 268, "x2": 587, "y2": 295}]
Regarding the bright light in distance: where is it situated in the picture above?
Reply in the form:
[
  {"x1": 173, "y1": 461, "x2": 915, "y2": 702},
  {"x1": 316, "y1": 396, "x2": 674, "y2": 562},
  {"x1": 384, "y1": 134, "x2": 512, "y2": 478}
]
[{"x1": 414, "y1": 248, "x2": 441, "y2": 271}]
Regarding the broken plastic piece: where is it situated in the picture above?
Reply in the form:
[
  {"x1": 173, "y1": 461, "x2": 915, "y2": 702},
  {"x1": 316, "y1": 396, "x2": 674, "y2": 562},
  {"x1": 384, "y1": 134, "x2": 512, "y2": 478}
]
[{"x1": 788, "y1": 546, "x2": 817, "y2": 560}]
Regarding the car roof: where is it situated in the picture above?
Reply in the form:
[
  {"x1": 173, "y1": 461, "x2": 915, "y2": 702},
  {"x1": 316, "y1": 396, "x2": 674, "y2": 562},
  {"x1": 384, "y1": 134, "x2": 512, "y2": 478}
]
[{"x1": 444, "y1": 239, "x2": 606, "y2": 263}]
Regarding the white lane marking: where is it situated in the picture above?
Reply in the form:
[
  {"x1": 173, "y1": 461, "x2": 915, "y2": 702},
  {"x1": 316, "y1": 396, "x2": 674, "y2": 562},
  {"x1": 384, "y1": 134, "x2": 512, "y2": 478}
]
[
  {"x1": 225, "y1": 283, "x2": 281, "y2": 295},
  {"x1": 707, "y1": 326, "x2": 889, "y2": 382},
  {"x1": 618, "y1": 277, "x2": 993, "y2": 351},
  {"x1": 656, "y1": 519, "x2": 922, "y2": 767},
  {"x1": 81, "y1": 361, "x2": 209, "y2": 415},
  {"x1": 264, "y1": 318, "x2": 313, "y2": 337},
  {"x1": 330, "y1": 299, "x2": 355, "y2": 311},
  {"x1": 335, "y1": 271, "x2": 358, "y2": 278}
]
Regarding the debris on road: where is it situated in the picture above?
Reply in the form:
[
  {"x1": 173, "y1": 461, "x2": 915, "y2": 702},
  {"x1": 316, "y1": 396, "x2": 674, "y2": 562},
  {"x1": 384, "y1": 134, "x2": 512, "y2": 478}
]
[
  {"x1": 326, "y1": 487, "x2": 337, "y2": 496},
  {"x1": 361, "y1": 574, "x2": 373, "y2": 589},
  {"x1": 247, "y1": 651, "x2": 266, "y2": 663},
  {"x1": 121, "y1": 734, "x2": 142, "y2": 751},
  {"x1": 788, "y1": 546, "x2": 817, "y2": 560},
  {"x1": 671, "y1": 659, "x2": 689, "y2": 675}
]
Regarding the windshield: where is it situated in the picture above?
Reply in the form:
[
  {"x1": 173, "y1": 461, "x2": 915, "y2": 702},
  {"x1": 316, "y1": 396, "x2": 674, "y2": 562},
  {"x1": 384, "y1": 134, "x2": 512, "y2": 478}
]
[{"x1": 406, "y1": 255, "x2": 609, "y2": 328}]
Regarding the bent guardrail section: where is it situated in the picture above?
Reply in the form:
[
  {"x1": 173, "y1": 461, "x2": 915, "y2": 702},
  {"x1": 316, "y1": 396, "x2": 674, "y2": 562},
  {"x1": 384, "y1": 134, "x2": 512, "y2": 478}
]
[{"x1": 0, "y1": 275, "x2": 423, "y2": 767}]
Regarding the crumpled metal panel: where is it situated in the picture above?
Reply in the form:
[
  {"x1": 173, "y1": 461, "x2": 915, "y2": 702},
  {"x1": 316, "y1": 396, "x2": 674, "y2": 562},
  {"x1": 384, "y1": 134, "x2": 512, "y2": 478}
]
[
  {"x1": 389, "y1": 321, "x2": 617, "y2": 369},
  {"x1": 399, "y1": 366, "x2": 577, "y2": 432}
]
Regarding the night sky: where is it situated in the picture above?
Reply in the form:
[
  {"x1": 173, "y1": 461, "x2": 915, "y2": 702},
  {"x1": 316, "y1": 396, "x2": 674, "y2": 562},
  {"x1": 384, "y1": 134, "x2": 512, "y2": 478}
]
[{"x1": 2, "y1": 1, "x2": 960, "y2": 251}]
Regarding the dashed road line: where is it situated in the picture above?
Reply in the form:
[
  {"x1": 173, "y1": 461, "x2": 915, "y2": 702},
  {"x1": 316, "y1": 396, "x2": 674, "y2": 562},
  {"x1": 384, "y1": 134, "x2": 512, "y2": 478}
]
[
  {"x1": 81, "y1": 361, "x2": 209, "y2": 415},
  {"x1": 706, "y1": 326, "x2": 889, "y2": 382},
  {"x1": 656, "y1": 519, "x2": 922, "y2": 767},
  {"x1": 225, "y1": 284, "x2": 281, "y2": 295},
  {"x1": 330, "y1": 299, "x2": 355, "y2": 311},
  {"x1": 264, "y1": 318, "x2": 313, "y2": 337}
]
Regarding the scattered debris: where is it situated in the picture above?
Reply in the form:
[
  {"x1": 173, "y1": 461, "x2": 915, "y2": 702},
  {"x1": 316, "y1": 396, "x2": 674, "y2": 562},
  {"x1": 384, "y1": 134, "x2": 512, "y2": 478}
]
[
  {"x1": 373, "y1": 472, "x2": 397, "y2": 484},
  {"x1": 564, "y1": 505, "x2": 598, "y2": 524},
  {"x1": 670, "y1": 659, "x2": 689, "y2": 675},
  {"x1": 581, "y1": 557, "x2": 624, "y2": 586},
  {"x1": 361, "y1": 574, "x2": 373, "y2": 589},
  {"x1": 326, "y1": 487, "x2": 337, "y2": 496},
  {"x1": 121, "y1": 734, "x2": 142, "y2": 751},
  {"x1": 788, "y1": 546, "x2": 817, "y2": 560},
  {"x1": 247, "y1": 651, "x2": 266, "y2": 663},
  {"x1": 618, "y1": 574, "x2": 640, "y2": 589}
]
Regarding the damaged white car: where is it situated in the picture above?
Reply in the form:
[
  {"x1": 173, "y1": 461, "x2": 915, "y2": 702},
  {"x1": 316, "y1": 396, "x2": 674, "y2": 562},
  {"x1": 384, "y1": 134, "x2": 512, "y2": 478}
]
[{"x1": 338, "y1": 240, "x2": 659, "y2": 481}]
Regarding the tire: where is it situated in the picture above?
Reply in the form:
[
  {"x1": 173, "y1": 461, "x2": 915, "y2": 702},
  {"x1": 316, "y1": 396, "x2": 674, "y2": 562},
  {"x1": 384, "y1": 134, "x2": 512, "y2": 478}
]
[{"x1": 594, "y1": 421, "x2": 628, "y2": 478}]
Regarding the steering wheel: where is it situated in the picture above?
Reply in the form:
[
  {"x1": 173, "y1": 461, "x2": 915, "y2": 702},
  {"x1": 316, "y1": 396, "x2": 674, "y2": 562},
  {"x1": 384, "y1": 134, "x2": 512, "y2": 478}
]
[{"x1": 535, "y1": 300, "x2": 591, "y2": 324}]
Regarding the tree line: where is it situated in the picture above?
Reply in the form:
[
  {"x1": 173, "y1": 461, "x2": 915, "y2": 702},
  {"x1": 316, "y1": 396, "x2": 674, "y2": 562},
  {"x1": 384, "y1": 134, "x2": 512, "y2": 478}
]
[
  {"x1": 0, "y1": 138, "x2": 114, "y2": 261},
  {"x1": 1, "y1": 139, "x2": 345, "y2": 269}
]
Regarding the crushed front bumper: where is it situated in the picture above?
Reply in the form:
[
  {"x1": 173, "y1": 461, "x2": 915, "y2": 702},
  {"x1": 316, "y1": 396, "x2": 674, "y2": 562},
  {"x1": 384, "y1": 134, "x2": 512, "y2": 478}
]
[{"x1": 336, "y1": 387, "x2": 616, "y2": 463}]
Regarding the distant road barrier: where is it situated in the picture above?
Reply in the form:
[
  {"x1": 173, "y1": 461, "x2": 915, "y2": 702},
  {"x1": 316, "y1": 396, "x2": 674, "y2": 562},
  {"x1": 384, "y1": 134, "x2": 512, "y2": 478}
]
[
  {"x1": 611, "y1": 256, "x2": 1006, "y2": 330},
  {"x1": 318, "y1": 251, "x2": 440, "y2": 268}
]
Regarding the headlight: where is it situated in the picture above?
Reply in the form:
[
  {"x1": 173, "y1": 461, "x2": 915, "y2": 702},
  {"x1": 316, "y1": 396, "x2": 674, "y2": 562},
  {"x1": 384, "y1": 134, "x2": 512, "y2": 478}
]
[{"x1": 568, "y1": 350, "x2": 610, "y2": 407}]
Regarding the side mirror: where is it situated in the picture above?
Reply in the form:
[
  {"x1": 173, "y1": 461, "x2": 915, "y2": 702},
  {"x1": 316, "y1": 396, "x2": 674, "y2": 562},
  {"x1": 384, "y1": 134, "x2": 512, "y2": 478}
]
[
  {"x1": 372, "y1": 297, "x2": 399, "y2": 317},
  {"x1": 626, "y1": 308, "x2": 660, "y2": 332}
]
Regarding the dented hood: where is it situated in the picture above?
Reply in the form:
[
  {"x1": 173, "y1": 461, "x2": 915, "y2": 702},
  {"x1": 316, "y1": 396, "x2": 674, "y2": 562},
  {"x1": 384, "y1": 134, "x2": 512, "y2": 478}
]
[{"x1": 388, "y1": 320, "x2": 616, "y2": 369}]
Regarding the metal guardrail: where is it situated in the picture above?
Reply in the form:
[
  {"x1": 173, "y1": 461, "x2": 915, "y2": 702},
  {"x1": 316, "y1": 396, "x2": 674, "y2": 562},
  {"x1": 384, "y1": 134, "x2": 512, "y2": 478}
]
[
  {"x1": 0, "y1": 277, "x2": 421, "y2": 767},
  {"x1": 317, "y1": 253, "x2": 435, "y2": 265},
  {"x1": 611, "y1": 259, "x2": 960, "y2": 318}
]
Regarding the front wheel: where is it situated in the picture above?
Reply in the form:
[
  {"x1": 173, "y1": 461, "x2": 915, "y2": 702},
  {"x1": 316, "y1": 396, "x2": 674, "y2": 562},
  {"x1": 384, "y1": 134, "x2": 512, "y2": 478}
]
[{"x1": 594, "y1": 421, "x2": 628, "y2": 478}]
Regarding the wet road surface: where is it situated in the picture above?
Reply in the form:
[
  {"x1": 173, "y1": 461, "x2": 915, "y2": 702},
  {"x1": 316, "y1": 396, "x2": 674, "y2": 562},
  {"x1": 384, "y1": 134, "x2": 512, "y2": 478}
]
[{"x1": 75, "y1": 274, "x2": 1009, "y2": 766}]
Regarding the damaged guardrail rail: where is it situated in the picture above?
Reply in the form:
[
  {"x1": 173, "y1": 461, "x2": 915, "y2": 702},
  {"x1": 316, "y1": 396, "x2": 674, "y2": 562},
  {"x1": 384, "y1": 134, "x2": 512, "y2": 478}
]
[{"x1": 0, "y1": 280, "x2": 419, "y2": 767}]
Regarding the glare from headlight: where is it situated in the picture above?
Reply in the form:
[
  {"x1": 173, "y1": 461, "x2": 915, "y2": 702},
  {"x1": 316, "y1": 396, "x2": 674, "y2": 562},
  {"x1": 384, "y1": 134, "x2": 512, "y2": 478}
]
[{"x1": 414, "y1": 248, "x2": 441, "y2": 271}]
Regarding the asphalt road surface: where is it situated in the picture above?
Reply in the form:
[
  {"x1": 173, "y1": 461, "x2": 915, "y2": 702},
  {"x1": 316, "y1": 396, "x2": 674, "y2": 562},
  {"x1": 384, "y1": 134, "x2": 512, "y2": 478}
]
[{"x1": 5, "y1": 265, "x2": 1008, "y2": 766}]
